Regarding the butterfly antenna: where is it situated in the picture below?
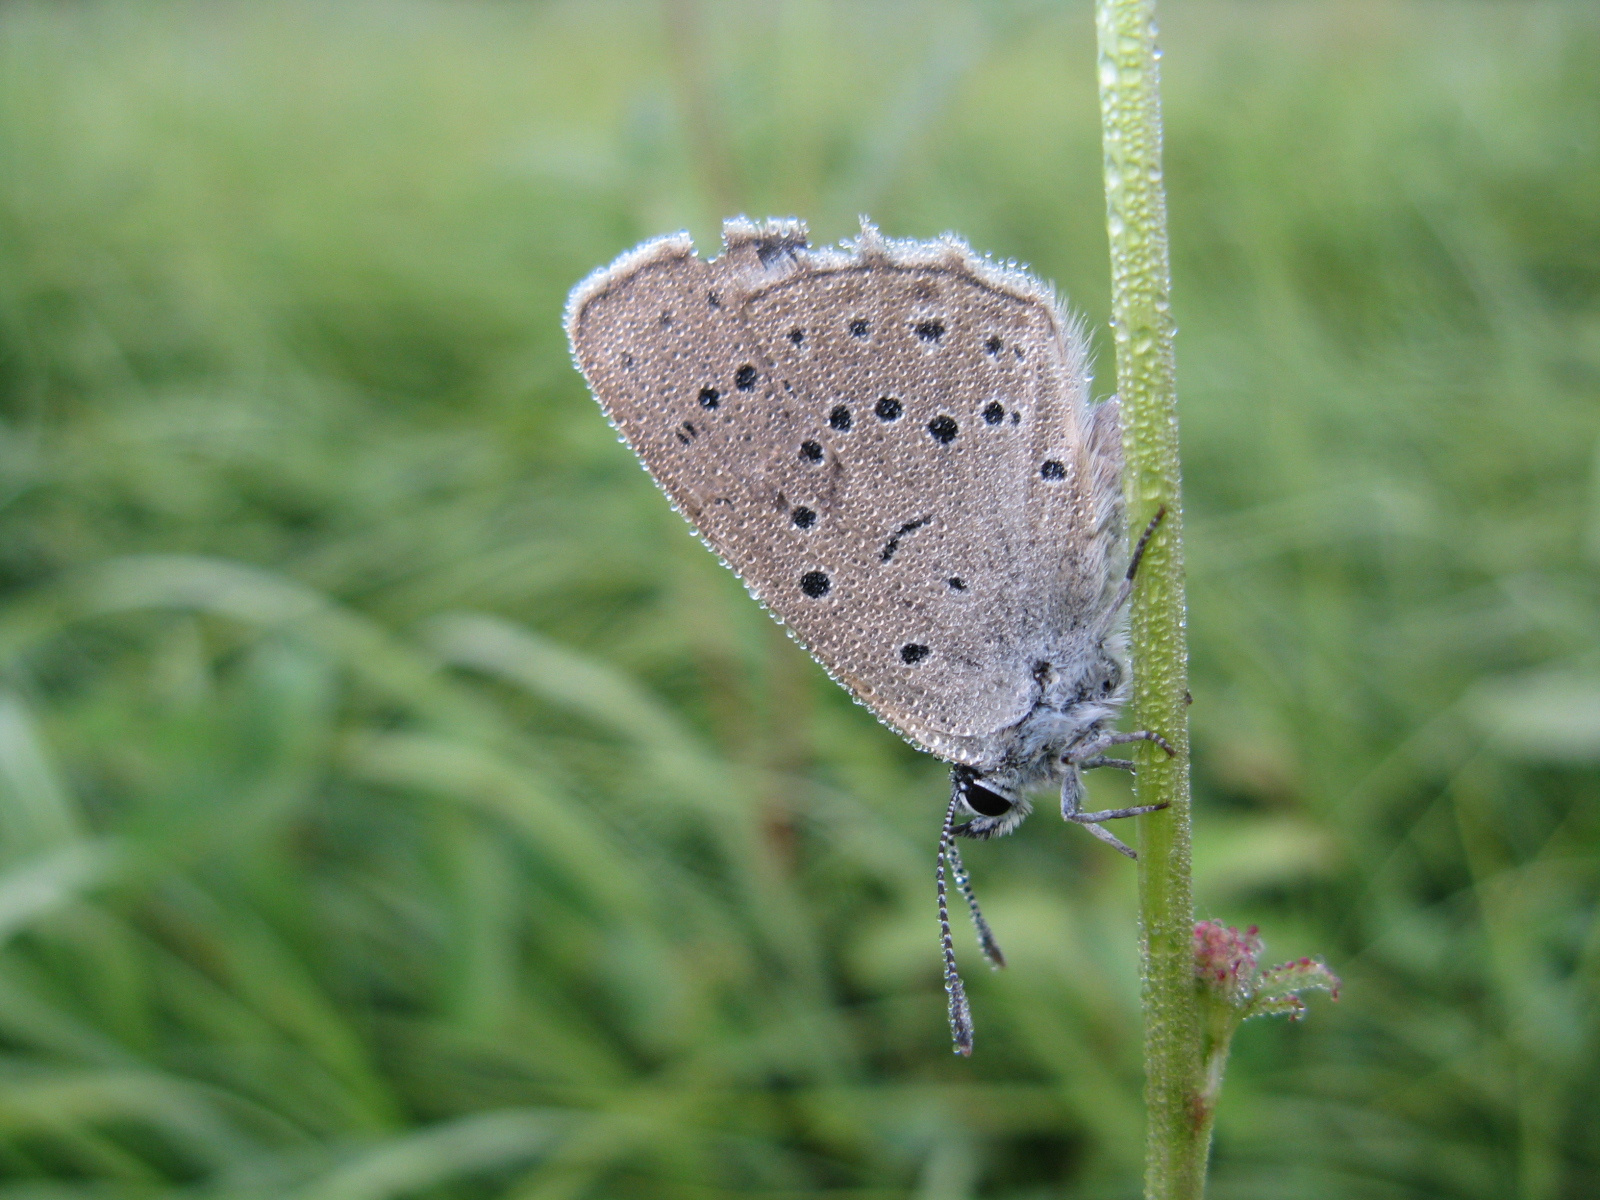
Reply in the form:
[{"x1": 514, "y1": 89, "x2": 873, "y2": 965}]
[
  {"x1": 1095, "y1": 504, "x2": 1167, "y2": 641},
  {"x1": 947, "y1": 839, "x2": 1006, "y2": 968},
  {"x1": 938, "y1": 794, "x2": 975, "y2": 1055},
  {"x1": 1126, "y1": 504, "x2": 1167, "y2": 584}
]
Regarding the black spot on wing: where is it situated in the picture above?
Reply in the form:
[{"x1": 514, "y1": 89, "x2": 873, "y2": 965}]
[
  {"x1": 880, "y1": 516, "x2": 930, "y2": 563},
  {"x1": 800, "y1": 571, "x2": 831, "y2": 597}
]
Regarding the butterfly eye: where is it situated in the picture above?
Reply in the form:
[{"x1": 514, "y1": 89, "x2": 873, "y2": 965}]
[
  {"x1": 961, "y1": 782, "x2": 1013, "y2": 817},
  {"x1": 953, "y1": 767, "x2": 1015, "y2": 818}
]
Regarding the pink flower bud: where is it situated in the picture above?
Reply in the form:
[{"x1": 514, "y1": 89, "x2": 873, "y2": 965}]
[{"x1": 1194, "y1": 920, "x2": 1340, "y2": 1020}]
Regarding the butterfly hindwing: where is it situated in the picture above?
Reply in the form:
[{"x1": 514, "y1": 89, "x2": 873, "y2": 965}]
[{"x1": 566, "y1": 219, "x2": 1121, "y2": 763}]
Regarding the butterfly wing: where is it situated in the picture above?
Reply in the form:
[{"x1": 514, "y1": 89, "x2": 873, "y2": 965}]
[{"x1": 566, "y1": 218, "x2": 1121, "y2": 765}]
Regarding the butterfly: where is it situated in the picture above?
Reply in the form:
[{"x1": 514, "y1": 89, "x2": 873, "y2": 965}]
[{"x1": 566, "y1": 217, "x2": 1169, "y2": 1053}]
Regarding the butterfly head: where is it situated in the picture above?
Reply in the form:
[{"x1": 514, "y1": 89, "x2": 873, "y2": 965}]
[{"x1": 949, "y1": 764, "x2": 1032, "y2": 839}]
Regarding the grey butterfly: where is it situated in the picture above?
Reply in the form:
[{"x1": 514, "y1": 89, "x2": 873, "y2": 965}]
[{"x1": 566, "y1": 217, "x2": 1170, "y2": 1053}]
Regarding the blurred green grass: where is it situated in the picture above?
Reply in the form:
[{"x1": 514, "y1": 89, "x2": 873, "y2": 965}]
[{"x1": 0, "y1": 0, "x2": 1596, "y2": 1197}]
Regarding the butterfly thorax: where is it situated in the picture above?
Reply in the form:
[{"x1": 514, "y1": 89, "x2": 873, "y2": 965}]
[{"x1": 949, "y1": 638, "x2": 1127, "y2": 839}]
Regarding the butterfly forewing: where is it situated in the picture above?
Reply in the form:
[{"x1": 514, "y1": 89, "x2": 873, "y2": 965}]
[
  {"x1": 565, "y1": 236, "x2": 778, "y2": 534},
  {"x1": 567, "y1": 219, "x2": 1119, "y2": 763}
]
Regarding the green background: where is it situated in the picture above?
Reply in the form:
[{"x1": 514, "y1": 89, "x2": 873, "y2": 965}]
[{"x1": 0, "y1": 1, "x2": 1596, "y2": 1196}]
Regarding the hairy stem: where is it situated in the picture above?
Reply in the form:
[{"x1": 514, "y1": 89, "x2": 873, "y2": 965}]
[{"x1": 1093, "y1": 1, "x2": 1206, "y2": 1196}]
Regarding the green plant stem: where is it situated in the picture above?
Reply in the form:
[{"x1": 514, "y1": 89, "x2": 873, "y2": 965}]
[{"x1": 1093, "y1": 2, "x2": 1206, "y2": 1197}]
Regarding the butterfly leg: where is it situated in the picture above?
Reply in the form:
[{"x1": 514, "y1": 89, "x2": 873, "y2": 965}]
[
  {"x1": 1078, "y1": 756, "x2": 1136, "y2": 772},
  {"x1": 1058, "y1": 769, "x2": 1165, "y2": 858},
  {"x1": 1063, "y1": 730, "x2": 1173, "y2": 821},
  {"x1": 1108, "y1": 728, "x2": 1177, "y2": 757},
  {"x1": 1068, "y1": 728, "x2": 1177, "y2": 762}
]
